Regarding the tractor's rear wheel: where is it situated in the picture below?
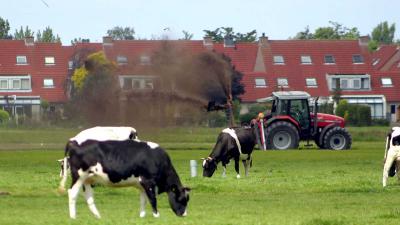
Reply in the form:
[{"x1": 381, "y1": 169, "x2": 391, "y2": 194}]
[
  {"x1": 322, "y1": 127, "x2": 352, "y2": 150},
  {"x1": 266, "y1": 121, "x2": 299, "y2": 150}
]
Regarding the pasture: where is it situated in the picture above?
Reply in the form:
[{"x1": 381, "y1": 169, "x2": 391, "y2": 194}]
[{"x1": 0, "y1": 127, "x2": 400, "y2": 225}]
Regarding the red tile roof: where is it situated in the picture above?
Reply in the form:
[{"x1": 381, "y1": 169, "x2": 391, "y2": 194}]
[{"x1": 0, "y1": 40, "x2": 68, "y2": 102}]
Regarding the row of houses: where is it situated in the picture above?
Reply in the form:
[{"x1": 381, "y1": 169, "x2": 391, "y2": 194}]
[{"x1": 0, "y1": 35, "x2": 399, "y2": 122}]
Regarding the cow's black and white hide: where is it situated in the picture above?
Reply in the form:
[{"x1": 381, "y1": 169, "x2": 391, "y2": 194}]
[
  {"x1": 383, "y1": 127, "x2": 400, "y2": 187},
  {"x1": 202, "y1": 127, "x2": 256, "y2": 178},
  {"x1": 58, "y1": 126, "x2": 137, "y2": 192},
  {"x1": 58, "y1": 140, "x2": 190, "y2": 219}
]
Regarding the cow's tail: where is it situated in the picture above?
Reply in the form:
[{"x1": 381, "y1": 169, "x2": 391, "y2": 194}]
[{"x1": 58, "y1": 142, "x2": 71, "y2": 195}]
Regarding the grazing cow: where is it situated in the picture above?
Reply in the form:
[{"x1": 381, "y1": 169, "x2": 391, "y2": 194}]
[
  {"x1": 58, "y1": 126, "x2": 137, "y2": 191},
  {"x1": 59, "y1": 139, "x2": 190, "y2": 219},
  {"x1": 382, "y1": 127, "x2": 400, "y2": 187},
  {"x1": 202, "y1": 127, "x2": 256, "y2": 178}
]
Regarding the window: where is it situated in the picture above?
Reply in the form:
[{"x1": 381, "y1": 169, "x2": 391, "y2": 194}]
[
  {"x1": 328, "y1": 75, "x2": 370, "y2": 91},
  {"x1": 0, "y1": 76, "x2": 31, "y2": 91},
  {"x1": 305, "y1": 78, "x2": 317, "y2": 87},
  {"x1": 372, "y1": 58, "x2": 380, "y2": 66},
  {"x1": 352, "y1": 54, "x2": 364, "y2": 63},
  {"x1": 21, "y1": 78, "x2": 30, "y2": 89},
  {"x1": 12, "y1": 80, "x2": 21, "y2": 89},
  {"x1": 45, "y1": 56, "x2": 55, "y2": 65},
  {"x1": 117, "y1": 56, "x2": 128, "y2": 65},
  {"x1": 43, "y1": 78, "x2": 54, "y2": 88},
  {"x1": 273, "y1": 55, "x2": 285, "y2": 64},
  {"x1": 140, "y1": 56, "x2": 151, "y2": 65},
  {"x1": 0, "y1": 79, "x2": 8, "y2": 89},
  {"x1": 68, "y1": 61, "x2": 74, "y2": 70},
  {"x1": 381, "y1": 78, "x2": 393, "y2": 87},
  {"x1": 255, "y1": 78, "x2": 266, "y2": 87},
  {"x1": 120, "y1": 76, "x2": 155, "y2": 90},
  {"x1": 301, "y1": 55, "x2": 312, "y2": 64},
  {"x1": 277, "y1": 78, "x2": 288, "y2": 87},
  {"x1": 391, "y1": 105, "x2": 396, "y2": 114},
  {"x1": 16, "y1": 56, "x2": 27, "y2": 65},
  {"x1": 324, "y1": 55, "x2": 335, "y2": 64}
]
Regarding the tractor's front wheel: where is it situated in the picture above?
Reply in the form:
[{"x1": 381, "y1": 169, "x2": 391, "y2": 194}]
[
  {"x1": 266, "y1": 121, "x2": 300, "y2": 150},
  {"x1": 322, "y1": 127, "x2": 352, "y2": 150}
]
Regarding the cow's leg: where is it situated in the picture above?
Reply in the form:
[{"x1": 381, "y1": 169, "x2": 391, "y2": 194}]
[
  {"x1": 83, "y1": 184, "x2": 101, "y2": 219},
  {"x1": 222, "y1": 163, "x2": 227, "y2": 178},
  {"x1": 383, "y1": 153, "x2": 396, "y2": 187},
  {"x1": 242, "y1": 159, "x2": 250, "y2": 177},
  {"x1": 140, "y1": 179, "x2": 159, "y2": 218},
  {"x1": 235, "y1": 159, "x2": 240, "y2": 179},
  {"x1": 68, "y1": 170, "x2": 84, "y2": 219},
  {"x1": 139, "y1": 191, "x2": 147, "y2": 218}
]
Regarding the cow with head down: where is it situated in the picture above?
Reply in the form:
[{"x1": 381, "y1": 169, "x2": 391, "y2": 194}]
[
  {"x1": 202, "y1": 127, "x2": 257, "y2": 178},
  {"x1": 382, "y1": 127, "x2": 400, "y2": 187},
  {"x1": 59, "y1": 139, "x2": 190, "y2": 219}
]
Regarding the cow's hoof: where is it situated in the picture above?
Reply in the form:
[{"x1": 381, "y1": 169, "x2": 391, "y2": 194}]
[
  {"x1": 153, "y1": 212, "x2": 160, "y2": 218},
  {"x1": 236, "y1": 174, "x2": 241, "y2": 179},
  {"x1": 140, "y1": 211, "x2": 146, "y2": 218}
]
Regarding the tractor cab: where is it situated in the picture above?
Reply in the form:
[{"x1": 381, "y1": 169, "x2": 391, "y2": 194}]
[{"x1": 257, "y1": 91, "x2": 352, "y2": 150}]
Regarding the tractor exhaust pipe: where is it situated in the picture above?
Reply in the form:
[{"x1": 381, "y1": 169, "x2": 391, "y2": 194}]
[{"x1": 312, "y1": 97, "x2": 319, "y2": 136}]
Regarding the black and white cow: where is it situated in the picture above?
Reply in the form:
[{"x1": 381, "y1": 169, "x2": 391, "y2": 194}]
[
  {"x1": 203, "y1": 127, "x2": 257, "y2": 178},
  {"x1": 383, "y1": 127, "x2": 400, "y2": 187},
  {"x1": 58, "y1": 139, "x2": 190, "y2": 219},
  {"x1": 58, "y1": 126, "x2": 138, "y2": 190}
]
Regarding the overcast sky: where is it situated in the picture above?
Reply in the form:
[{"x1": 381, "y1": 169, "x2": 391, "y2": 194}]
[{"x1": 2, "y1": 0, "x2": 400, "y2": 45}]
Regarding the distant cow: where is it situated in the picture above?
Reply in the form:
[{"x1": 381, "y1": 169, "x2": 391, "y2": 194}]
[
  {"x1": 58, "y1": 126, "x2": 137, "y2": 190},
  {"x1": 382, "y1": 127, "x2": 400, "y2": 187},
  {"x1": 59, "y1": 139, "x2": 190, "y2": 219},
  {"x1": 203, "y1": 127, "x2": 256, "y2": 178}
]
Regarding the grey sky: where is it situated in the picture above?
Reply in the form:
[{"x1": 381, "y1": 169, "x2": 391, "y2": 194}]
[{"x1": 2, "y1": 0, "x2": 399, "y2": 44}]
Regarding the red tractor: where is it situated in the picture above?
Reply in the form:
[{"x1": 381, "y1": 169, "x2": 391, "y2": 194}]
[{"x1": 255, "y1": 91, "x2": 352, "y2": 150}]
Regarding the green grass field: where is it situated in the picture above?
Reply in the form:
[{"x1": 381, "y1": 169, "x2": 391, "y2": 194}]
[{"x1": 1, "y1": 127, "x2": 399, "y2": 225}]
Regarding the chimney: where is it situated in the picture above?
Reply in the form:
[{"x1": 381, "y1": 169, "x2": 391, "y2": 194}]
[
  {"x1": 103, "y1": 36, "x2": 113, "y2": 45},
  {"x1": 203, "y1": 36, "x2": 213, "y2": 49},
  {"x1": 24, "y1": 36, "x2": 34, "y2": 46},
  {"x1": 259, "y1": 33, "x2": 269, "y2": 47},
  {"x1": 223, "y1": 35, "x2": 235, "y2": 48},
  {"x1": 358, "y1": 35, "x2": 370, "y2": 46}
]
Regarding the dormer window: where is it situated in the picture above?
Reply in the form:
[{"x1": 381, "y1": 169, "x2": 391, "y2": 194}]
[
  {"x1": 117, "y1": 56, "x2": 128, "y2": 65},
  {"x1": 324, "y1": 55, "x2": 335, "y2": 64},
  {"x1": 255, "y1": 78, "x2": 266, "y2": 88},
  {"x1": 273, "y1": 55, "x2": 285, "y2": 64},
  {"x1": 140, "y1": 55, "x2": 151, "y2": 65},
  {"x1": 43, "y1": 78, "x2": 54, "y2": 88},
  {"x1": 277, "y1": 78, "x2": 289, "y2": 87},
  {"x1": 45, "y1": 56, "x2": 55, "y2": 65},
  {"x1": 381, "y1": 78, "x2": 393, "y2": 87},
  {"x1": 301, "y1": 55, "x2": 312, "y2": 64},
  {"x1": 305, "y1": 78, "x2": 317, "y2": 87},
  {"x1": 352, "y1": 54, "x2": 364, "y2": 64},
  {"x1": 16, "y1": 56, "x2": 27, "y2": 65}
]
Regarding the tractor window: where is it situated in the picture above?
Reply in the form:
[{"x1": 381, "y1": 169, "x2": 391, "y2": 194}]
[
  {"x1": 289, "y1": 99, "x2": 310, "y2": 129},
  {"x1": 277, "y1": 100, "x2": 289, "y2": 115}
]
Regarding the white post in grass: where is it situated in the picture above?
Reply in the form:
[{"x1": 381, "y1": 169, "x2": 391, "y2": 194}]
[{"x1": 190, "y1": 160, "x2": 197, "y2": 177}]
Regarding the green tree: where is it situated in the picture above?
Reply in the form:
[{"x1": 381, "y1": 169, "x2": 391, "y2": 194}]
[
  {"x1": 13, "y1": 26, "x2": 34, "y2": 40},
  {"x1": 0, "y1": 17, "x2": 11, "y2": 39},
  {"x1": 71, "y1": 51, "x2": 119, "y2": 124},
  {"x1": 36, "y1": 26, "x2": 61, "y2": 43},
  {"x1": 292, "y1": 21, "x2": 359, "y2": 40},
  {"x1": 371, "y1": 21, "x2": 396, "y2": 44},
  {"x1": 106, "y1": 26, "x2": 135, "y2": 40},
  {"x1": 181, "y1": 30, "x2": 193, "y2": 40},
  {"x1": 203, "y1": 27, "x2": 257, "y2": 42},
  {"x1": 293, "y1": 26, "x2": 314, "y2": 39}
]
